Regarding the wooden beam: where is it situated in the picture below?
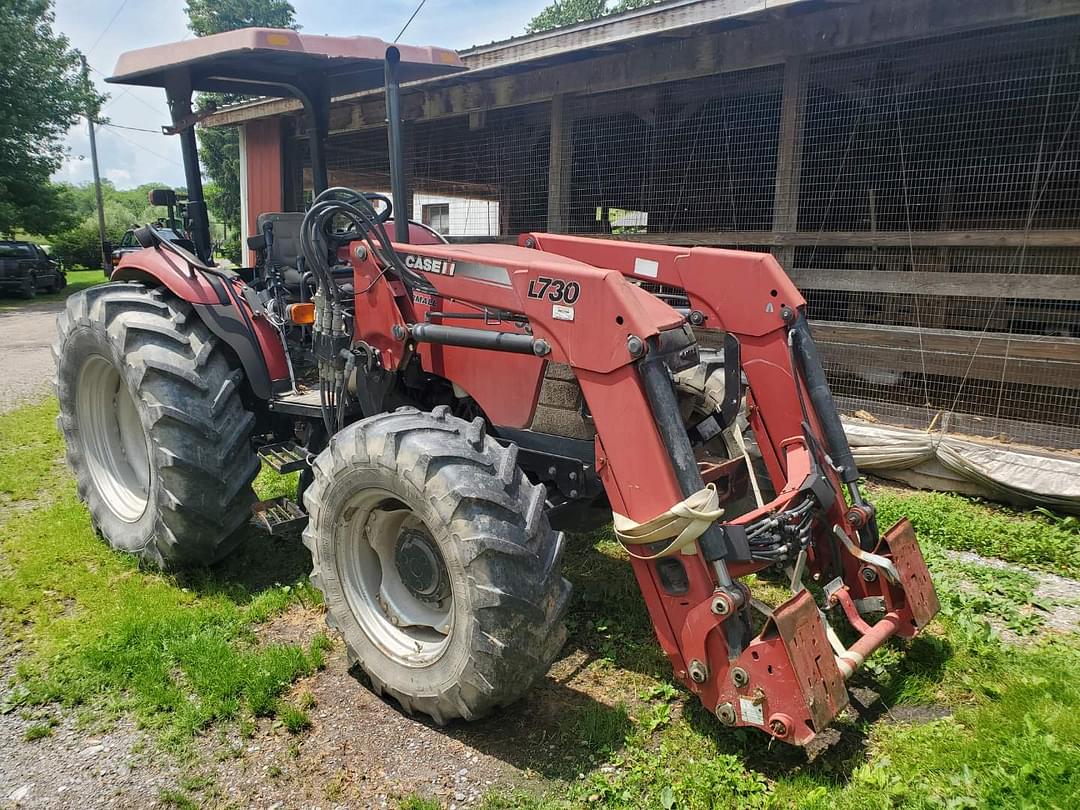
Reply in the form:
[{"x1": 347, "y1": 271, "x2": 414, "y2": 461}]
[
  {"x1": 459, "y1": 0, "x2": 780, "y2": 71},
  {"x1": 772, "y1": 56, "x2": 806, "y2": 266},
  {"x1": 547, "y1": 95, "x2": 571, "y2": 232},
  {"x1": 206, "y1": 0, "x2": 1080, "y2": 130},
  {"x1": 835, "y1": 395, "x2": 1080, "y2": 453},
  {"x1": 811, "y1": 321, "x2": 1080, "y2": 388},
  {"x1": 789, "y1": 269, "x2": 1080, "y2": 301},
  {"x1": 582, "y1": 230, "x2": 1080, "y2": 248}
]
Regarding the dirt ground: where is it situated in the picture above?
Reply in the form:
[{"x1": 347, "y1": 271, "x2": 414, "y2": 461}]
[
  {"x1": 4, "y1": 555, "x2": 1078, "y2": 810},
  {"x1": 0, "y1": 301, "x2": 64, "y2": 413},
  {"x1": 0, "y1": 599, "x2": 627, "y2": 809}
]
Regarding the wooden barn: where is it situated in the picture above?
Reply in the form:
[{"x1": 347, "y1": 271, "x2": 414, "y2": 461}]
[{"x1": 207, "y1": 0, "x2": 1080, "y2": 454}]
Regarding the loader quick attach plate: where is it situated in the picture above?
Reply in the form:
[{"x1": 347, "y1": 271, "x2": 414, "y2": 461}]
[
  {"x1": 770, "y1": 589, "x2": 849, "y2": 733},
  {"x1": 884, "y1": 518, "x2": 940, "y2": 630}
]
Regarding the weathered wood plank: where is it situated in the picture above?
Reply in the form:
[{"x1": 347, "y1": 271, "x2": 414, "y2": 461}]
[
  {"x1": 772, "y1": 55, "x2": 806, "y2": 267},
  {"x1": 547, "y1": 95, "x2": 571, "y2": 232},
  {"x1": 207, "y1": 0, "x2": 1080, "y2": 129},
  {"x1": 812, "y1": 321, "x2": 1080, "y2": 387},
  {"x1": 834, "y1": 395, "x2": 1080, "y2": 450},
  {"x1": 586, "y1": 230, "x2": 1080, "y2": 248},
  {"x1": 789, "y1": 269, "x2": 1080, "y2": 301}
]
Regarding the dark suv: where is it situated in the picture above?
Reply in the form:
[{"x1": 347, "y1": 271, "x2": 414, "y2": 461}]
[{"x1": 0, "y1": 240, "x2": 66, "y2": 298}]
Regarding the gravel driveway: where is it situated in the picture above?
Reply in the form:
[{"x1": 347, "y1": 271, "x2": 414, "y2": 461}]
[{"x1": 0, "y1": 301, "x2": 63, "y2": 413}]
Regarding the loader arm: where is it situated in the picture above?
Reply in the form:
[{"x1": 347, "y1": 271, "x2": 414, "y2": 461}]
[{"x1": 348, "y1": 233, "x2": 939, "y2": 745}]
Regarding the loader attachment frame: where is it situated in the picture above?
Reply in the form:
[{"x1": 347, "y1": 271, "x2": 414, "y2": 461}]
[{"x1": 343, "y1": 231, "x2": 941, "y2": 743}]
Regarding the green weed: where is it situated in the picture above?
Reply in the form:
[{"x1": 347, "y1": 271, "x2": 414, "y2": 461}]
[
  {"x1": 277, "y1": 702, "x2": 312, "y2": 734},
  {"x1": 158, "y1": 788, "x2": 200, "y2": 810},
  {"x1": 871, "y1": 485, "x2": 1080, "y2": 577},
  {"x1": 575, "y1": 702, "x2": 632, "y2": 756},
  {"x1": 23, "y1": 721, "x2": 55, "y2": 741},
  {"x1": 398, "y1": 795, "x2": 441, "y2": 810},
  {"x1": 0, "y1": 401, "x2": 324, "y2": 750}
]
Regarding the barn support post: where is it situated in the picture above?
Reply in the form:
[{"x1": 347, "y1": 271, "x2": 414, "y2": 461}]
[
  {"x1": 547, "y1": 94, "x2": 572, "y2": 232},
  {"x1": 773, "y1": 56, "x2": 807, "y2": 269}
]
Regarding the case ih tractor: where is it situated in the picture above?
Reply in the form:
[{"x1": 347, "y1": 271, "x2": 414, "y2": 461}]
[{"x1": 53, "y1": 29, "x2": 939, "y2": 744}]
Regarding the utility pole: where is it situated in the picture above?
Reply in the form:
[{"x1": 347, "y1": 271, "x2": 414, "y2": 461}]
[{"x1": 82, "y1": 55, "x2": 109, "y2": 271}]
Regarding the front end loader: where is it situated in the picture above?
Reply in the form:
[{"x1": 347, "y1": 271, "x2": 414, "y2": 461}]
[{"x1": 52, "y1": 27, "x2": 939, "y2": 744}]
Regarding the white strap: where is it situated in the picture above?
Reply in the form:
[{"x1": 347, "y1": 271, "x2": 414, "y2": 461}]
[
  {"x1": 612, "y1": 484, "x2": 724, "y2": 560},
  {"x1": 733, "y1": 422, "x2": 764, "y2": 508}
]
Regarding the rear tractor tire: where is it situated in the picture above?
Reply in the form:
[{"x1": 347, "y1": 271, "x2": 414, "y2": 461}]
[
  {"x1": 53, "y1": 282, "x2": 260, "y2": 569},
  {"x1": 303, "y1": 406, "x2": 570, "y2": 723}
]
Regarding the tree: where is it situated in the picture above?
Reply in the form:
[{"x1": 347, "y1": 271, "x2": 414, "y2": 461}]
[
  {"x1": 526, "y1": 0, "x2": 660, "y2": 34},
  {"x1": 185, "y1": 0, "x2": 297, "y2": 36},
  {"x1": 184, "y1": 1, "x2": 298, "y2": 237},
  {"x1": 50, "y1": 180, "x2": 181, "y2": 268},
  {"x1": 0, "y1": 0, "x2": 100, "y2": 236}
]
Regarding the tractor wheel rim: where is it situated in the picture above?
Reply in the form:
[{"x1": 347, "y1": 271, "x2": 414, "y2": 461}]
[
  {"x1": 76, "y1": 355, "x2": 151, "y2": 523},
  {"x1": 339, "y1": 488, "x2": 454, "y2": 667}
]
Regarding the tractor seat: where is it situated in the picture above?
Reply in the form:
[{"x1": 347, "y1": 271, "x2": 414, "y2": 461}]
[
  {"x1": 254, "y1": 212, "x2": 305, "y2": 291},
  {"x1": 253, "y1": 212, "x2": 355, "y2": 298}
]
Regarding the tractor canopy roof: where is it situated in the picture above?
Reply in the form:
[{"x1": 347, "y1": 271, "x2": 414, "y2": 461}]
[{"x1": 107, "y1": 27, "x2": 464, "y2": 96}]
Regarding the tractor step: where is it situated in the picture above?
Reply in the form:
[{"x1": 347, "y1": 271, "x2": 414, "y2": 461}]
[
  {"x1": 252, "y1": 497, "x2": 308, "y2": 535},
  {"x1": 257, "y1": 441, "x2": 309, "y2": 473}
]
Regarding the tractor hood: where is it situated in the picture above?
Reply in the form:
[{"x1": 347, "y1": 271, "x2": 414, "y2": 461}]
[{"x1": 107, "y1": 27, "x2": 464, "y2": 96}]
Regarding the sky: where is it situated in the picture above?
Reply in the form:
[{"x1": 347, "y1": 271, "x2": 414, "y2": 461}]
[{"x1": 51, "y1": 0, "x2": 549, "y2": 189}]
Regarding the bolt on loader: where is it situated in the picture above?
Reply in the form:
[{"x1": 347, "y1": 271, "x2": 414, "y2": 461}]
[{"x1": 53, "y1": 28, "x2": 939, "y2": 744}]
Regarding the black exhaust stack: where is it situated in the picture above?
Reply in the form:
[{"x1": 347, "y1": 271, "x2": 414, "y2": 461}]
[{"x1": 384, "y1": 47, "x2": 410, "y2": 244}]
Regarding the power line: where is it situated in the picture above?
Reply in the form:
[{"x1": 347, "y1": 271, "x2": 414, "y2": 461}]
[
  {"x1": 395, "y1": 0, "x2": 428, "y2": 42},
  {"x1": 104, "y1": 121, "x2": 161, "y2": 135},
  {"x1": 86, "y1": 0, "x2": 133, "y2": 58},
  {"x1": 88, "y1": 61, "x2": 167, "y2": 118},
  {"x1": 98, "y1": 124, "x2": 183, "y2": 167}
]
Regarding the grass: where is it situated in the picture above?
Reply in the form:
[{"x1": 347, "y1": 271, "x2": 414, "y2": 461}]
[
  {"x1": 23, "y1": 720, "x2": 55, "y2": 741},
  {"x1": 399, "y1": 796, "x2": 442, "y2": 810},
  {"x1": 870, "y1": 484, "x2": 1080, "y2": 578},
  {"x1": 484, "y1": 482, "x2": 1080, "y2": 809},
  {"x1": 0, "y1": 400, "x2": 324, "y2": 752},
  {"x1": 277, "y1": 702, "x2": 313, "y2": 734},
  {"x1": 0, "y1": 268, "x2": 103, "y2": 311},
  {"x1": 1, "y1": 397, "x2": 1078, "y2": 807}
]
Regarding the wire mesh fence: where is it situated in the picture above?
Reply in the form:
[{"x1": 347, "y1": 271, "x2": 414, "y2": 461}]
[{"x1": 289, "y1": 14, "x2": 1080, "y2": 451}]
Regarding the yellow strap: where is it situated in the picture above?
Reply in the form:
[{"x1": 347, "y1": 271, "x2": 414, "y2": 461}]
[{"x1": 612, "y1": 484, "x2": 724, "y2": 560}]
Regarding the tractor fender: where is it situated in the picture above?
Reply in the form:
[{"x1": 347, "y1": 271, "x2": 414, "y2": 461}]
[{"x1": 113, "y1": 249, "x2": 289, "y2": 400}]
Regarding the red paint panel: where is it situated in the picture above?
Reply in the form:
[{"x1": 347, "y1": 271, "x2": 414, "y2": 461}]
[
  {"x1": 114, "y1": 249, "x2": 289, "y2": 384},
  {"x1": 243, "y1": 118, "x2": 283, "y2": 263}
]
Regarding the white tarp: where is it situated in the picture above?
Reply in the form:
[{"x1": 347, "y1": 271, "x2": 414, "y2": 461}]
[{"x1": 843, "y1": 418, "x2": 1080, "y2": 515}]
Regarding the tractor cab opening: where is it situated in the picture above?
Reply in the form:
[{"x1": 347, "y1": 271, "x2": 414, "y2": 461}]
[{"x1": 108, "y1": 27, "x2": 465, "y2": 264}]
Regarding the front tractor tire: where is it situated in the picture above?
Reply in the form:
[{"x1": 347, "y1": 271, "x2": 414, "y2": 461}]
[
  {"x1": 303, "y1": 407, "x2": 570, "y2": 724},
  {"x1": 53, "y1": 283, "x2": 260, "y2": 569}
]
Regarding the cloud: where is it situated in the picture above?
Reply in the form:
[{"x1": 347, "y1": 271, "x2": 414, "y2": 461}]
[
  {"x1": 52, "y1": 0, "x2": 549, "y2": 190},
  {"x1": 105, "y1": 167, "x2": 132, "y2": 184}
]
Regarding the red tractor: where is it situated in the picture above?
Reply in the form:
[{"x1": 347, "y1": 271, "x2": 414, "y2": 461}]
[{"x1": 53, "y1": 28, "x2": 938, "y2": 744}]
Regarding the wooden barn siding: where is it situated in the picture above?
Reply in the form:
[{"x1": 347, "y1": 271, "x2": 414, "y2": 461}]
[
  {"x1": 262, "y1": 0, "x2": 1080, "y2": 446},
  {"x1": 243, "y1": 118, "x2": 284, "y2": 260}
]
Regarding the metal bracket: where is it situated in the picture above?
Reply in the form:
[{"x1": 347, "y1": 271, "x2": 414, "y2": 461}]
[
  {"x1": 252, "y1": 497, "x2": 308, "y2": 535},
  {"x1": 161, "y1": 103, "x2": 217, "y2": 135}
]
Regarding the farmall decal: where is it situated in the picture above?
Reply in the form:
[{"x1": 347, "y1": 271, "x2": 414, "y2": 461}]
[{"x1": 403, "y1": 253, "x2": 455, "y2": 276}]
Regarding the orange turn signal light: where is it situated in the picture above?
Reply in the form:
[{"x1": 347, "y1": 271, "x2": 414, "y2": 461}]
[{"x1": 286, "y1": 302, "x2": 315, "y2": 325}]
